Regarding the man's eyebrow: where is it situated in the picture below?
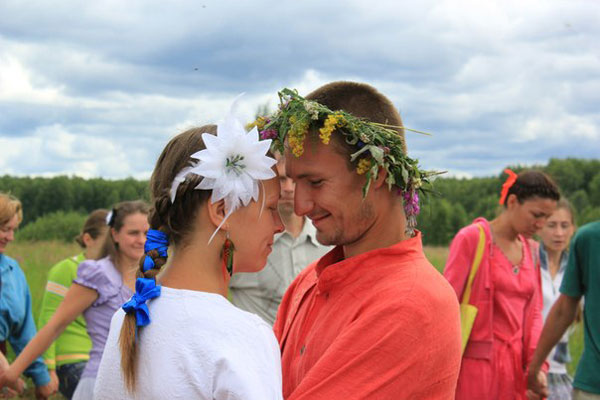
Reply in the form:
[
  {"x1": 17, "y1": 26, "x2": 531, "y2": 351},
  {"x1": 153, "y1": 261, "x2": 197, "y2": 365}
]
[{"x1": 295, "y1": 172, "x2": 318, "y2": 180}]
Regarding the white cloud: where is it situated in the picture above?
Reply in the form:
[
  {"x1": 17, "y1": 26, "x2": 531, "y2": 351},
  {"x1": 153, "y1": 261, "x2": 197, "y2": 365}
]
[{"x1": 0, "y1": 0, "x2": 598, "y2": 179}]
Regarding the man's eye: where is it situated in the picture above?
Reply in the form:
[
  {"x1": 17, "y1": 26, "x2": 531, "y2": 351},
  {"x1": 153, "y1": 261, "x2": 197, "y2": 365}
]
[{"x1": 309, "y1": 179, "x2": 323, "y2": 186}]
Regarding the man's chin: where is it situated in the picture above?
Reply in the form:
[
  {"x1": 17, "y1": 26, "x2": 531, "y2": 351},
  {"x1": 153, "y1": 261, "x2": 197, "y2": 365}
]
[{"x1": 278, "y1": 204, "x2": 295, "y2": 217}]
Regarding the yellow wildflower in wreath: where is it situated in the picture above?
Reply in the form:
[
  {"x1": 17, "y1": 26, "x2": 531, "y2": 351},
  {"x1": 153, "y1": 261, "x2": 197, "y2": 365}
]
[
  {"x1": 246, "y1": 116, "x2": 268, "y2": 131},
  {"x1": 356, "y1": 158, "x2": 372, "y2": 175},
  {"x1": 319, "y1": 112, "x2": 344, "y2": 145},
  {"x1": 288, "y1": 115, "x2": 309, "y2": 157}
]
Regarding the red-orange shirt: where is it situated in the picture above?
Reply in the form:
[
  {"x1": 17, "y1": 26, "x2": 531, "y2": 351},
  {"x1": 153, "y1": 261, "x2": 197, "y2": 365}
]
[{"x1": 274, "y1": 232, "x2": 462, "y2": 400}]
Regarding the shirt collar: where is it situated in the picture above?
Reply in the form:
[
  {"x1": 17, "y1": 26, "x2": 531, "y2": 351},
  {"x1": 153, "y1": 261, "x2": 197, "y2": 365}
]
[
  {"x1": 275, "y1": 217, "x2": 321, "y2": 246},
  {"x1": 0, "y1": 253, "x2": 14, "y2": 272},
  {"x1": 314, "y1": 231, "x2": 425, "y2": 292},
  {"x1": 539, "y1": 242, "x2": 569, "y2": 273}
]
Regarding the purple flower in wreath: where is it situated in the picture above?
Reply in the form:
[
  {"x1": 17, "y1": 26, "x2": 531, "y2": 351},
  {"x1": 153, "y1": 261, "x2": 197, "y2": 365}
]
[
  {"x1": 260, "y1": 129, "x2": 278, "y2": 140},
  {"x1": 401, "y1": 190, "x2": 420, "y2": 216}
]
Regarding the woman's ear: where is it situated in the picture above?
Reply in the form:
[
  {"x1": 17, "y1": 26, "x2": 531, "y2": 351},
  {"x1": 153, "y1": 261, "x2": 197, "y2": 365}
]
[
  {"x1": 506, "y1": 193, "x2": 519, "y2": 209},
  {"x1": 82, "y1": 232, "x2": 93, "y2": 248},
  {"x1": 206, "y1": 199, "x2": 227, "y2": 229}
]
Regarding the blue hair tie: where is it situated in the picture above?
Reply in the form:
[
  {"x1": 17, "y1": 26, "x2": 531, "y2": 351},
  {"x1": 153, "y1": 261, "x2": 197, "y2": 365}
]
[
  {"x1": 122, "y1": 229, "x2": 168, "y2": 327},
  {"x1": 142, "y1": 229, "x2": 169, "y2": 271},
  {"x1": 122, "y1": 278, "x2": 161, "y2": 327}
]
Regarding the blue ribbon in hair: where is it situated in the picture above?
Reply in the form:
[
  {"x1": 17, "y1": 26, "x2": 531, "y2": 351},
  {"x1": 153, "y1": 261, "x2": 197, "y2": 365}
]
[
  {"x1": 122, "y1": 278, "x2": 162, "y2": 327},
  {"x1": 142, "y1": 229, "x2": 169, "y2": 271}
]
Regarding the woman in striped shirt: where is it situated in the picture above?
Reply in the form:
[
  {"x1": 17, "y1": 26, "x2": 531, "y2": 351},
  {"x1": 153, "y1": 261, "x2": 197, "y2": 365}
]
[{"x1": 37, "y1": 209, "x2": 108, "y2": 399}]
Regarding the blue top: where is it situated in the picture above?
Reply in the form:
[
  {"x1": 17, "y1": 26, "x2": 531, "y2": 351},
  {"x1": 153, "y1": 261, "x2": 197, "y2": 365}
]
[{"x1": 0, "y1": 253, "x2": 50, "y2": 386}]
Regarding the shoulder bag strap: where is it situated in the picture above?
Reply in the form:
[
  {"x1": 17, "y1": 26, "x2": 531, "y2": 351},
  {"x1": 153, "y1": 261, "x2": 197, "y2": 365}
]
[{"x1": 461, "y1": 223, "x2": 486, "y2": 306}]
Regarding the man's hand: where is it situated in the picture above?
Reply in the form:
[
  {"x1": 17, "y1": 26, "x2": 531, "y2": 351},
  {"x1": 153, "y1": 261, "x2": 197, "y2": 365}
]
[
  {"x1": 527, "y1": 368, "x2": 549, "y2": 398},
  {"x1": 0, "y1": 368, "x2": 24, "y2": 396},
  {"x1": 48, "y1": 369, "x2": 59, "y2": 391},
  {"x1": 35, "y1": 381, "x2": 57, "y2": 400}
]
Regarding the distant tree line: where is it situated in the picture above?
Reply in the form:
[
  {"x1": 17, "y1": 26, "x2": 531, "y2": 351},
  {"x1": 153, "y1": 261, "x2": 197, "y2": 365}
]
[
  {"x1": 418, "y1": 158, "x2": 600, "y2": 245},
  {"x1": 1, "y1": 158, "x2": 599, "y2": 245},
  {"x1": 0, "y1": 175, "x2": 149, "y2": 226}
]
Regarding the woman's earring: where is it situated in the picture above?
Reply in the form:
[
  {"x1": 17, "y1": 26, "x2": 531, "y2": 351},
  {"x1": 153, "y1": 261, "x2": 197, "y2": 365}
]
[{"x1": 222, "y1": 232, "x2": 235, "y2": 278}]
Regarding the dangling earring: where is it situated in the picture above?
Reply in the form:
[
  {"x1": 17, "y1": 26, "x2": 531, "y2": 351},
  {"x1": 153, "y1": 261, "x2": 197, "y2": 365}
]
[{"x1": 222, "y1": 232, "x2": 235, "y2": 278}]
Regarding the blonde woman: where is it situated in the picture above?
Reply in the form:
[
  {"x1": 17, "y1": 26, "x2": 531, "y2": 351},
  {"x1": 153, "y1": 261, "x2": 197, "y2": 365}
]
[
  {"x1": 0, "y1": 193, "x2": 55, "y2": 398},
  {"x1": 537, "y1": 199, "x2": 577, "y2": 399},
  {"x1": 0, "y1": 200, "x2": 149, "y2": 400}
]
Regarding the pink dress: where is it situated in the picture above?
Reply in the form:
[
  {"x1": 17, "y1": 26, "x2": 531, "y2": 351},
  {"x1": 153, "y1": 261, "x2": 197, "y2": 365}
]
[
  {"x1": 488, "y1": 240, "x2": 536, "y2": 398},
  {"x1": 445, "y1": 219, "x2": 544, "y2": 400}
]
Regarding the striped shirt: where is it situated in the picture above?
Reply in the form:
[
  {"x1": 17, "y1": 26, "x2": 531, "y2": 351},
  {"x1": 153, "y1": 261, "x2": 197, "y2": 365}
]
[{"x1": 38, "y1": 253, "x2": 92, "y2": 368}]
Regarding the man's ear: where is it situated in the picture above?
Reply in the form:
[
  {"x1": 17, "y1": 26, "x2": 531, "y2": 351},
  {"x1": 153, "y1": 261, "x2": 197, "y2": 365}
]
[
  {"x1": 372, "y1": 166, "x2": 388, "y2": 189},
  {"x1": 206, "y1": 199, "x2": 227, "y2": 229}
]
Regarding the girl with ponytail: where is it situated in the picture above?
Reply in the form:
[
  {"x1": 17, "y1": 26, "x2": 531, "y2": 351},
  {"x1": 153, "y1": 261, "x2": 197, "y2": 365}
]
[
  {"x1": 0, "y1": 200, "x2": 149, "y2": 400},
  {"x1": 95, "y1": 105, "x2": 284, "y2": 399}
]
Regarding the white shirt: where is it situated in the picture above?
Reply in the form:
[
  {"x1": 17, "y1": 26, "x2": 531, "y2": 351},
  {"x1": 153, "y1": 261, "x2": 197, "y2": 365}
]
[
  {"x1": 229, "y1": 220, "x2": 330, "y2": 325},
  {"x1": 539, "y1": 244, "x2": 571, "y2": 374},
  {"x1": 94, "y1": 287, "x2": 283, "y2": 400}
]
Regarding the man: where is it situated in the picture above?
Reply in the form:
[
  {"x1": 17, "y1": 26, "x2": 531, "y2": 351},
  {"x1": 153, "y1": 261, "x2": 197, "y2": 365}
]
[
  {"x1": 271, "y1": 82, "x2": 462, "y2": 399},
  {"x1": 229, "y1": 155, "x2": 330, "y2": 325},
  {"x1": 528, "y1": 220, "x2": 600, "y2": 399}
]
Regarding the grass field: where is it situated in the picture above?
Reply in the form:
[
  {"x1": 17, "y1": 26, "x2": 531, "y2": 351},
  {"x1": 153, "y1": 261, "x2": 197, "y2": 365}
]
[{"x1": 2, "y1": 241, "x2": 584, "y2": 398}]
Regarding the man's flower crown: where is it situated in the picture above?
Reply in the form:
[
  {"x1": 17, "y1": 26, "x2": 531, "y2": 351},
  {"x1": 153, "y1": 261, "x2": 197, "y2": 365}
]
[{"x1": 250, "y1": 88, "x2": 439, "y2": 233}]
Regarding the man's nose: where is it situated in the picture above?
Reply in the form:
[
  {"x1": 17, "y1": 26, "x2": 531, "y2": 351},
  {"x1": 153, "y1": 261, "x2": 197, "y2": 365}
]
[
  {"x1": 294, "y1": 186, "x2": 313, "y2": 217},
  {"x1": 282, "y1": 178, "x2": 295, "y2": 193}
]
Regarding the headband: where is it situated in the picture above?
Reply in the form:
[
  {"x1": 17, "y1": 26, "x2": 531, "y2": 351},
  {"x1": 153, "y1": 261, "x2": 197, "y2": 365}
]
[{"x1": 499, "y1": 168, "x2": 518, "y2": 205}]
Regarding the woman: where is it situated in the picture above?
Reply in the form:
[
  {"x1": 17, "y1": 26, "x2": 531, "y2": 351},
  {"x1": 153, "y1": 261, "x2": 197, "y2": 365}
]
[
  {"x1": 538, "y1": 199, "x2": 576, "y2": 400},
  {"x1": 0, "y1": 200, "x2": 149, "y2": 400},
  {"x1": 0, "y1": 192, "x2": 54, "y2": 399},
  {"x1": 38, "y1": 209, "x2": 109, "y2": 399},
  {"x1": 95, "y1": 113, "x2": 284, "y2": 398},
  {"x1": 444, "y1": 169, "x2": 560, "y2": 399}
]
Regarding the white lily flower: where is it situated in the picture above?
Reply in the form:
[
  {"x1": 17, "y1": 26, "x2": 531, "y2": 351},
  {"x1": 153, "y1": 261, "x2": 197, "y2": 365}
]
[{"x1": 169, "y1": 96, "x2": 276, "y2": 242}]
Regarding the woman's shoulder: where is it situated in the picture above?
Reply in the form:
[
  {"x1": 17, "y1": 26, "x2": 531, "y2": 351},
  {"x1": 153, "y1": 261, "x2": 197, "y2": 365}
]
[
  {"x1": 48, "y1": 254, "x2": 81, "y2": 278},
  {"x1": 74, "y1": 257, "x2": 121, "y2": 297},
  {"x1": 157, "y1": 288, "x2": 275, "y2": 344},
  {"x1": 0, "y1": 253, "x2": 21, "y2": 270}
]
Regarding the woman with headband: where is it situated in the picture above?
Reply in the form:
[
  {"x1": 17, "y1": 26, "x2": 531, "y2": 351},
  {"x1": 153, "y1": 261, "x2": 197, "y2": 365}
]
[
  {"x1": 94, "y1": 106, "x2": 284, "y2": 399},
  {"x1": 444, "y1": 169, "x2": 559, "y2": 399},
  {"x1": 0, "y1": 200, "x2": 149, "y2": 400}
]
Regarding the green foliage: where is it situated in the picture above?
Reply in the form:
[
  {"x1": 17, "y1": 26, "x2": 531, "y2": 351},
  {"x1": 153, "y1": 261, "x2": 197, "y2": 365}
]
[
  {"x1": 0, "y1": 175, "x2": 150, "y2": 226},
  {"x1": 418, "y1": 158, "x2": 600, "y2": 245},
  {"x1": 1, "y1": 158, "x2": 599, "y2": 246},
  {"x1": 16, "y1": 211, "x2": 87, "y2": 242}
]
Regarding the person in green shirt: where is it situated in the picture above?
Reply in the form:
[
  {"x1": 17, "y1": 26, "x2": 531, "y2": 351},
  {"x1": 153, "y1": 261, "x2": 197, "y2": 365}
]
[
  {"x1": 38, "y1": 209, "x2": 108, "y2": 399},
  {"x1": 528, "y1": 220, "x2": 600, "y2": 399}
]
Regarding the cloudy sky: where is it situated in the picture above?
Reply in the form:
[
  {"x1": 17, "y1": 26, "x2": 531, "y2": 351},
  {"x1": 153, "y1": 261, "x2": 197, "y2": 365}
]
[{"x1": 1, "y1": 0, "x2": 598, "y2": 179}]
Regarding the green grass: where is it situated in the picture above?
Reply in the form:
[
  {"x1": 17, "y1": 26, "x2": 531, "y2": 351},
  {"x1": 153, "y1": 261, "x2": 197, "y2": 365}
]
[{"x1": 1, "y1": 241, "x2": 585, "y2": 398}]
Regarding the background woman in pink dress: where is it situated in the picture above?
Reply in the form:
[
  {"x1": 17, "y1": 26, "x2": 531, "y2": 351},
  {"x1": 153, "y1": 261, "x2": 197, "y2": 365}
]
[{"x1": 444, "y1": 169, "x2": 560, "y2": 399}]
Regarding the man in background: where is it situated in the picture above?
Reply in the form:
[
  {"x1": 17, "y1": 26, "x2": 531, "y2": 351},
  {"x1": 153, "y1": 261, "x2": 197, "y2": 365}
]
[
  {"x1": 529, "y1": 220, "x2": 600, "y2": 399},
  {"x1": 229, "y1": 155, "x2": 330, "y2": 325}
]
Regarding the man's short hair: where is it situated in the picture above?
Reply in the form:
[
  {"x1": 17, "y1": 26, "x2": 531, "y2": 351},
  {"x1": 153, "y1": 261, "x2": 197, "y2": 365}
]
[{"x1": 305, "y1": 81, "x2": 406, "y2": 154}]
